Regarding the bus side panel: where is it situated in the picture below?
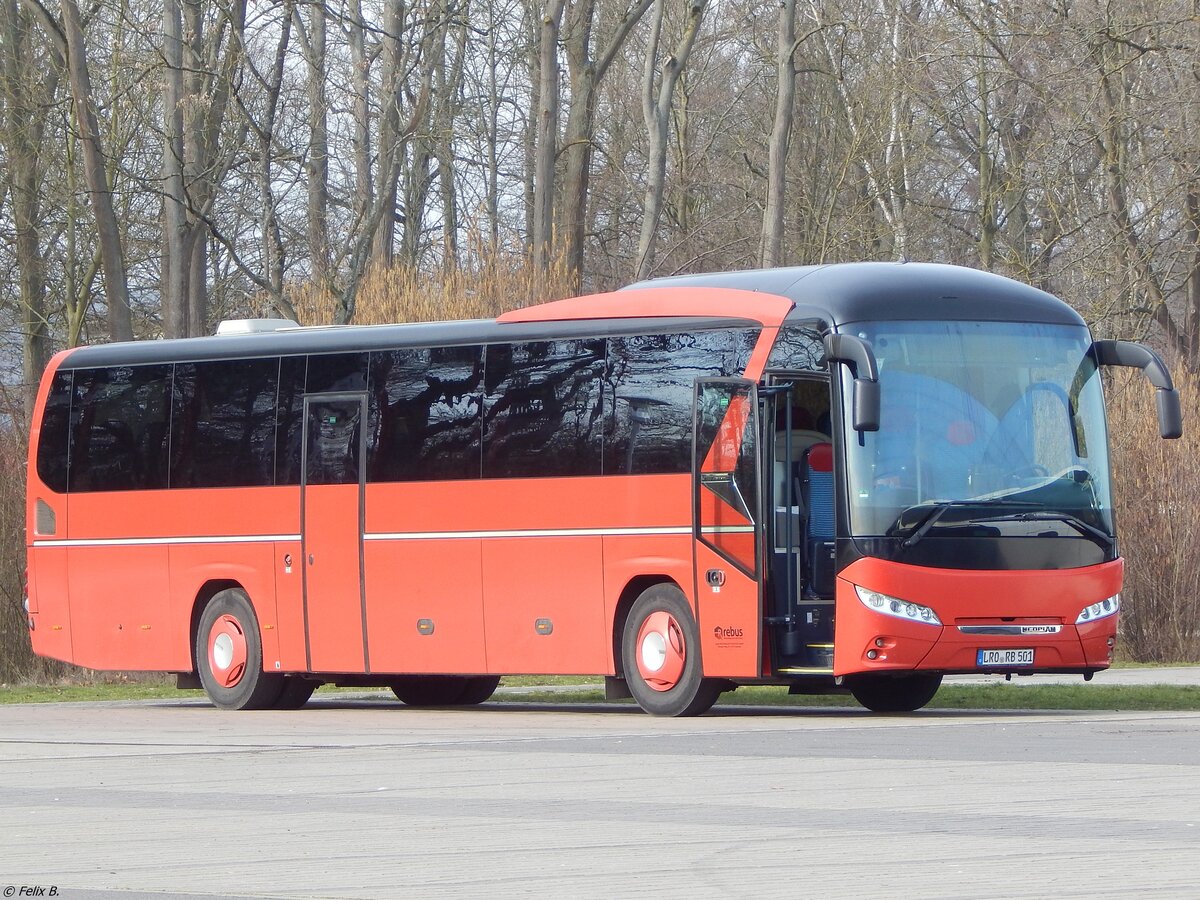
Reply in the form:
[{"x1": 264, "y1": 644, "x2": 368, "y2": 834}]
[
  {"x1": 65, "y1": 543, "x2": 176, "y2": 670},
  {"x1": 273, "y1": 539, "x2": 307, "y2": 672},
  {"x1": 364, "y1": 538, "x2": 486, "y2": 674},
  {"x1": 26, "y1": 547, "x2": 73, "y2": 664},
  {"x1": 482, "y1": 536, "x2": 607, "y2": 674},
  {"x1": 600, "y1": 534, "x2": 694, "y2": 673},
  {"x1": 693, "y1": 541, "x2": 761, "y2": 678},
  {"x1": 169, "y1": 542, "x2": 281, "y2": 672}
]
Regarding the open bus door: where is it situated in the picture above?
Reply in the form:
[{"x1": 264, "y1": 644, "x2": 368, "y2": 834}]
[{"x1": 692, "y1": 378, "x2": 763, "y2": 679}]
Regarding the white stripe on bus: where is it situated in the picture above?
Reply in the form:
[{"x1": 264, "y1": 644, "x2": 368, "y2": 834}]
[{"x1": 31, "y1": 525, "x2": 697, "y2": 548}]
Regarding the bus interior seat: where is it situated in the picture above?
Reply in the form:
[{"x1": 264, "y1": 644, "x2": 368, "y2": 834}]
[{"x1": 801, "y1": 442, "x2": 836, "y2": 597}]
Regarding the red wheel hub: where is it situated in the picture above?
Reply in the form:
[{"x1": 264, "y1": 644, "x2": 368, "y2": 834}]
[
  {"x1": 208, "y1": 614, "x2": 248, "y2": 688},
  {"x1": 635, "y1": 610, "x2": 686, "y2": 692}
]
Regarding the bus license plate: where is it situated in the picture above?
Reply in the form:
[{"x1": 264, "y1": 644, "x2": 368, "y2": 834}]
[{"x1": 977, "y1": 648, "x2": 1034, "y2": 667}]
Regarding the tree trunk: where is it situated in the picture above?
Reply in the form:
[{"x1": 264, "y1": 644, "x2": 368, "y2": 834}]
[
  {"x1": 60, "y1": 0, "x2": 133, "y2": 341},
  {"x1": 0, "y1": 0, "x2": 50, "y2": 414},
  {"x1": 559, "y1": 0, "x2": 654, "y2": 284},
  {"x1": 372, "y1": 0, "x2": 406, "y2": 267},
  {"x1": 532, "y1": 0, "x2": 567, "y2": 273},
  {"x1": 760, "y1": 0, "x2": 796, "y2": 269},
  {"x1": 633, "y1": 0, "x2": 705, "y2": 282},
  {"x1": 162, "y1": 0, "x2": 188, "y2": 338},
  {"x1": 296, "y1": 2, "x2": 330, "y2": 282}
]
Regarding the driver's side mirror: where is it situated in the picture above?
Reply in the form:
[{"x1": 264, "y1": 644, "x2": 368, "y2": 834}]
[
  {"x1": 824, "y1": 333, "x2": 880, "y2": 432},
  {"x1": 1092, "y1": 339, "x2": 1182, "y2": 439}
]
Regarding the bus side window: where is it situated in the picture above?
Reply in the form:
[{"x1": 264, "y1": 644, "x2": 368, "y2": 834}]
[
  {"x1": 367, "y1": 345, "x2": 484, "y2": 482},
  {"x1": 482, "y1": 339, "x2": 604, "y2": 478},
  {"x1": 275, "y1": 356, "x2": 308, "y2": 486},
  {"x1": 171, "y1": 359, "x2": 279, "y2": 489},
  {"x1": 69, "y1": 365, "x2": 172, "y2": 492},
  {"x1": 605, "y1": 329, "x2": 758, "y2": 476}
]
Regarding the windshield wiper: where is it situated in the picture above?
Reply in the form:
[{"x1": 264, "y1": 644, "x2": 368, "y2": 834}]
[
  {"x1": 896, "y1": 499, "x2": 1041, "y2": 549},
  {"x1": 970, "y1": 511, "x2": 1113, "y2": 548}
]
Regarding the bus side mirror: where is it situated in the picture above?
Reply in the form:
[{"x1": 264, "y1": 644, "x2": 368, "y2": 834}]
[
  {"x1": 824, "y1": 333, "x2": 880, "y2": 432},
  {"x1": 1092, "y1": 339, "x2": 1183, "y2": 439},
  {"x1": 853, "y1": 378, "x2": 881, "y2": 433}
]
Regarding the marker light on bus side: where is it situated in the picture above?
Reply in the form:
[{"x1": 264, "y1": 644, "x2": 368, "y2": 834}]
[{"x1": 854, "y1": 585, "x2": 942, "y2": 626}]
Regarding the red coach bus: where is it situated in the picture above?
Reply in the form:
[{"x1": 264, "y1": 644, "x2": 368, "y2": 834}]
[{"x1": 24, "y1": 262, "x2": 1181, "y2": 715}]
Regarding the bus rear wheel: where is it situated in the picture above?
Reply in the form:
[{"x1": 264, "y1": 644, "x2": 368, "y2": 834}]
[
  {"x1": 457, "y1": 675, "x2": 501, "y2": 705},
  {"x1": 846, "y1": 672, "x2": 942, "y2": 712},
  {"x1": 195, "y1": 588, "x2": 283, "y2": 710},
  {"x1": 621, "y1": 584, "x2": 721, "y2": 717},
  {"x1": 273, "y1": 676, "x2": 318, "y2": 709}
]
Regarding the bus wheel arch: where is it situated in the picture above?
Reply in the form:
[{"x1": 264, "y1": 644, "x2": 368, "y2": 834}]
[
  {"x1": 193, "y1": 585, "x2": 283, "y2": 710},
  {"x1": 620, "y1": 582, "x2": 722, "y2": 717}
]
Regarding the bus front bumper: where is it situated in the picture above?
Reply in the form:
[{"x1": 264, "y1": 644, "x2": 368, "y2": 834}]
[{"x1": 832, "y1": 557, "x2": 1124, "y2": 677}]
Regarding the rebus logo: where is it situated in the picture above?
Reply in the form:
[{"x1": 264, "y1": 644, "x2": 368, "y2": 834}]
[{"x1": 713, "y1": 626, "x2": 743, "y2": 640}]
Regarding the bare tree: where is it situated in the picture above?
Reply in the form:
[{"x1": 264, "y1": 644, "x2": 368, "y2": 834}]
[
  {"x1": 0, "y1": 0, "x2": 56, "y2": 412},
  {"x1": 23, "y1": 0, "x2": 133, "y2": 341},
  {"x1": 632, "y1": 0, "x2": 705, "y2": 281}
]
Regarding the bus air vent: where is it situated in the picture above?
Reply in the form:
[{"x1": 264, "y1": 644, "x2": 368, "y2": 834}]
[{"x1": 35, "y1": 499, "x2": 56, "y2": 535}]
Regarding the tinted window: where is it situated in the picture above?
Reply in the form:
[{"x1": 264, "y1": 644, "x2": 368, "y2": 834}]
[
  {"x1": 766, "y1": 325, "x2": 826, "y2": 371},
  {"x1": 306, "y1": 353, "x2": 368, "y2": 393},
  {"x1": 171, "y1": 359, "x2": 278, "y2": 488},
  {"x1": 275, "y1": 356, "x2": 308, "y2": 485},
  {"x1": 368, "y1": 345, "x2": 483, "y2": 481},
  {"x1": 305, "y1": 397, "x2": 363, "y2": 485},
  {"x1": 483, "y1": 340, "x2": 605, "y2": 478},
  {"x1": 69, "y1": 365, "x2": 172, "y2": 492},
  {"x1": 605, "y1": 329, "x2": 758, "y2": 475},
  {"x1": 36, "y1": 371, "x2": 72, "y2": 493}
]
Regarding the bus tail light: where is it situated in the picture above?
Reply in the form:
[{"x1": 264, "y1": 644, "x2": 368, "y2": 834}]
[
  {"x1": 855, "y1": 585, "x2": 941, "y2": 626},
  {"x1": 1076, "y1": 594, "x2": 1120, "y2": 624}
]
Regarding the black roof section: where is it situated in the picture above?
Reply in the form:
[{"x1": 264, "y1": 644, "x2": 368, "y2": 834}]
[
  {"x1": 627, "y1": 261, "x2": 1087, "y2": 329},
  {"x1": 56, "y1": 315, "x2": 760, "y2": 369}
]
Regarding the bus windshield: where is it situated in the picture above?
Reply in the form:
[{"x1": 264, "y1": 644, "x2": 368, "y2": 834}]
[{"x1": 840, "y1": 320, "x2": 1114, "y2": 542}]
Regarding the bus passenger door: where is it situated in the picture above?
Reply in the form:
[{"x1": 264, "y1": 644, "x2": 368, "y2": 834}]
[
  {"x1": 692, "y1": 379, "x2": 762, "y2": 678},
  {"x1": 302, "y1": 394, "x2": 368, "y2": 673}
]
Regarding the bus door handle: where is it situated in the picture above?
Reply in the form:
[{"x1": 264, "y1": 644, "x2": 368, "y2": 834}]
[{"x1": 308, "y1": 554, "x2": 315, "y2": 566}]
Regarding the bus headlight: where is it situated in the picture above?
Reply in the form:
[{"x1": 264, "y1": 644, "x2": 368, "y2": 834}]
[
  {"x1": 855, "y1": 585, "x2": 942, "y2": 626},
  {"x1": 1076, "y1": 593, "x2": 1120, "y2": 624}
]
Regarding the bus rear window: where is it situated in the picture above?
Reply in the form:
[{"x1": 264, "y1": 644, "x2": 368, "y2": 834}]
[{"x1": 35, "y1": 371, "x2": 72, "y2": 493}]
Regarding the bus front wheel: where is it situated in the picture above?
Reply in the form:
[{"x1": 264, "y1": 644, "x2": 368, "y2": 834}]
[
  {"x1": 846, "y1": 672, "x2": 942, "y2": 712},
  {"x1": 195, "y1": 588, "x2": 283, "y2": 710},
  {"x1": 621, "y1": 584, "x2": 721, "y2": 717}
]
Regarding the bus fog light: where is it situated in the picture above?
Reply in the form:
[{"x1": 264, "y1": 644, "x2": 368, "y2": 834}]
[
  {"x1": 867, "y1": 649, "x2": 878, "y2": 659},
  {"x1": 855, "y1": 585, "x2": 941, "y2": 626},
  {"x1": 875, "y1": 638, "x2": 886, "y2": 648},
  {"x1": 1076, "y1": 593, "x2": 1120, "y2": 625}
]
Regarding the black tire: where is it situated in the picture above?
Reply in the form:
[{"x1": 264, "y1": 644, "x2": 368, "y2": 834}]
[
  {"x1": 195, "y1": 588, "x2": 284, "y2": 710},
  {"x1": 456, "y1": 675, "x2": 501, "y2": 705},
  {"x1": 621, "y1": 583, "x2": 721, "y2": 717},
  {"x1": 390, "y1": 675, "x2": 468, "y2": 706},
  {"x1": 846, "y1": 672, "x2": 943, "y2": 712},
  {"x1": 273, "y1": 676, "x2": 318, "y2": 709}
]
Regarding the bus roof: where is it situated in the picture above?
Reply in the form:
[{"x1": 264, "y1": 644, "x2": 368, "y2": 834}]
[
  {"x1": 626, "y1": 261, "x2": 1086, "y2": 329},
  {"x1": 53, "y1": 287, "x2": 788, "y2": 369}
]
